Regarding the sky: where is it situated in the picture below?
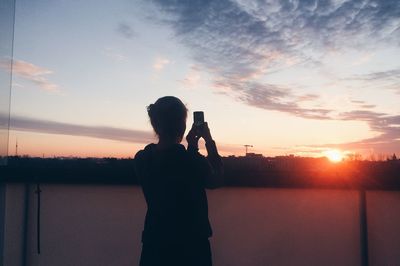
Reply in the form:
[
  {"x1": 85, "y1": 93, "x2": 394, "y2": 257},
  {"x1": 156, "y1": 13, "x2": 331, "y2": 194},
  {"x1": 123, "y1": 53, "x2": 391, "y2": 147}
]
[{"x1": 4, "y1": 0, "x2": 400, "y2": 158}]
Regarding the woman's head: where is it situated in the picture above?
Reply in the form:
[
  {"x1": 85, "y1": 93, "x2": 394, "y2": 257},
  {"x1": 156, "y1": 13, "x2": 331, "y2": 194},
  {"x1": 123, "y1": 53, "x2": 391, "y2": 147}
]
[{"x1": 147, "y1": 96, "x2": 188, "y2": 143}]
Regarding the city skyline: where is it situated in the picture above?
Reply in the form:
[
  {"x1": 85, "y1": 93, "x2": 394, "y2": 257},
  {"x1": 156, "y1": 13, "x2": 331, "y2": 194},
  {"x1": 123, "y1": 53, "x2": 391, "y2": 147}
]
[{"x1": 5, "y1": 0, "x2": 400, "y2": 158}]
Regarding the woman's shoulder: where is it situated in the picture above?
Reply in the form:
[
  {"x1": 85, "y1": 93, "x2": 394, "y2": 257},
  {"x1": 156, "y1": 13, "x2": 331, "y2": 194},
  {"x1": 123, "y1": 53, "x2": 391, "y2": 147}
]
[{"x1": 134, "y1": 144, "x2": 156, "y2": 161}]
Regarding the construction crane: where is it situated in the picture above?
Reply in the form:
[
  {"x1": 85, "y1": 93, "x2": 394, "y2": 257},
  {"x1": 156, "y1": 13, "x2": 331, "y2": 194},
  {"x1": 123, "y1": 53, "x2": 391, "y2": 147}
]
[{"x1": 243, "y1": 144, "x2": 253, "y2": 156}]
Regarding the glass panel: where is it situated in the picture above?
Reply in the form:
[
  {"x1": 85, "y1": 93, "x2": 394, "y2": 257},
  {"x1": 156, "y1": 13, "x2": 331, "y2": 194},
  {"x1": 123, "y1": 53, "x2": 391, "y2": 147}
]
[{"x1": 0, "y1": 0, "x2": 15, "y2": 165}]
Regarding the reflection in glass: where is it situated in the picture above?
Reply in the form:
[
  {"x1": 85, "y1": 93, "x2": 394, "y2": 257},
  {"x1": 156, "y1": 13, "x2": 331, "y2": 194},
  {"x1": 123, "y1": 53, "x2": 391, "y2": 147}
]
[{"x1": 0, "y1": 0, "x2": 15, "y2": 165}]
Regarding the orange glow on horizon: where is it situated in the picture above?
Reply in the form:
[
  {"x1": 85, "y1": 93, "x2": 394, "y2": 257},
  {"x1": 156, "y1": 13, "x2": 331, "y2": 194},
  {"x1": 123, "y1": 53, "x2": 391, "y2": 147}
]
[
  {"x1": 324, "y1": 149, "x2": 344, "y2": 163},
  {"x1": 9, "y1": 130, "x2": 368, "y2": 159}
]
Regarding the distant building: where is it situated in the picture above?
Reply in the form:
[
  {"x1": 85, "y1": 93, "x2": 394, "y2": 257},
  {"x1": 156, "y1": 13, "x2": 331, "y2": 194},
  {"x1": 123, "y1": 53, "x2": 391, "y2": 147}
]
[{"x1": 245, "y1": 152, "x2": 263, "y2": 158}]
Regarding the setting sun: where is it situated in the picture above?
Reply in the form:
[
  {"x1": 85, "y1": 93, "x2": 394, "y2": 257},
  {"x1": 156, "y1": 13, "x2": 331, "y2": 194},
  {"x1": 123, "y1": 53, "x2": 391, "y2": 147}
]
[{"x1": 325, "y1": 150, "x2": 344, "y2": 163}]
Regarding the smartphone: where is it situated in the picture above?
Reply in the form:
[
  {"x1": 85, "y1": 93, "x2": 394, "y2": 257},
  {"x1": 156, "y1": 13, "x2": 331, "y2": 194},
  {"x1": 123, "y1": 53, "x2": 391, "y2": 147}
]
[{"x1": 193, "y1": 111, "x2": 204, "y2": 126}]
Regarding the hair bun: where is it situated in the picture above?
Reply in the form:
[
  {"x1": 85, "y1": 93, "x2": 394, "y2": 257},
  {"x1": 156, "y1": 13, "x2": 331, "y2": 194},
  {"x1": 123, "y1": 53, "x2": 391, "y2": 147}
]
[{"x1": 147, "y1": 103, "x2": 159, "y2": 120}]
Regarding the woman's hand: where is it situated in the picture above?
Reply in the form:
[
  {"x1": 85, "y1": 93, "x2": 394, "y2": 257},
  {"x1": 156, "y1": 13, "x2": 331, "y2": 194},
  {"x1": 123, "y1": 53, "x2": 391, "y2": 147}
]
[
  {"x1": 186, "y1": 124, "x2": 200, "y2": 148},
  {"x1": 186, "y1": 122, "x2": 214, "y2": 149},
  {"x1": 200, "y1": 122, "x2": 213, "y2": 143}
]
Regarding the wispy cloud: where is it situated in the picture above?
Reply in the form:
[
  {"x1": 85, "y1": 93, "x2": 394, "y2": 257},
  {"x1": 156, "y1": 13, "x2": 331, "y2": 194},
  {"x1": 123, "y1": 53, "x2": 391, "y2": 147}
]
[
  {"x1": 349, "y1": 69, "x2": 400, "y2": 82},
  {"x1": 4, "y1": 112, "x2": 398, "y2": 155},
  {"x1": 309, "y1": 110, "x2": 400, "y2": 154},
  {"x1": 350, "y1": 100, "x2": 376, "y2": 109},
  {"x1": 339, "y1": 110, "x2": 400, "y2": 138},
  {"x1": 6, "y1": 114, "x2": 242, "y2": 155},
  {"x1": 296, "y1": 94, "x2": 320, "y2": 102},
  {"x1": 1, "y1": 59, "x2": 60, "y2": 92},
  {"x1": 360, "y1": 104, "x2": 376, "y2": 109},
  {"x1": 116, "y1": 22, "x2": 136, "y2": 39},
  {"x1": 8, "y1": 115, "x2": 154, "y2": 144},
  {"x1": 346, "y1": 68, "x2": 400, "y2": 94},
  {"x1": 153, "y1": 57, "x2": 170, "y2": 71},
  {"x1": 351, "y1": 100, "x2": 366, "y2": 104},
  {"x1": 147, "y1": 0, "x2": 400, "y2": 119},
  {"x1": 214, "y1": 79, "x2": 332, "y2": 119}
]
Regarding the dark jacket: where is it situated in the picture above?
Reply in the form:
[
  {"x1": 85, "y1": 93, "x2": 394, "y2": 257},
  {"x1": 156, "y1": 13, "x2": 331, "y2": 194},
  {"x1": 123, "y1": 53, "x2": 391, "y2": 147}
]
[{"x1": 134, "y1": 143, "x2": 223, "y2": 243}]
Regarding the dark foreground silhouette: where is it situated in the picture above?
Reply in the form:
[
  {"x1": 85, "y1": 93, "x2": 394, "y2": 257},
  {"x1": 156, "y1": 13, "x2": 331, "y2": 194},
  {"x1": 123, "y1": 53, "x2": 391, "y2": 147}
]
[
  {"x1": 2, "y1": 155, "x2": 400, "y2": 188},
  {"x1": 134, "y1": 96, "x2": 223, "y2": 266}
]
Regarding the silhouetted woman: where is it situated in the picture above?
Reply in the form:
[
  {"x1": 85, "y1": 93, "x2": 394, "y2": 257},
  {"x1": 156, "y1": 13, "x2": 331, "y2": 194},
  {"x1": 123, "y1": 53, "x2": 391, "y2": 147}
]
[{"x1": 134, "y1": 96, "x2": 223, "y2": 266}]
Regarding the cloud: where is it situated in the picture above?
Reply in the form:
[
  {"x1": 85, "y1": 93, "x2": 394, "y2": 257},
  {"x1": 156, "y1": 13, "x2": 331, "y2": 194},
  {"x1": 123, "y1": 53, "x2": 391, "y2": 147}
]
[
  {"x1": 310, "y1": 110, "x2": 400, "y2": 154},
  {"x1": 214, "y1": 79, "x2": 332, "y2": 119},
  {"x1": 4, "y1": 112, "x2": 398, "y2": 156},
  {"x1": 296, "y1": 93, "x2": 320, "y2": 102},
  {"x1": 0, "y1": 59, "x2": 60, "y2": 91},
  {"x1": 153, "y1": 57, "x2": 170, "y2": 71},
  {"x1": 350, "y1": 100, "x2": 376, "y2": 109},
  {"x1": 339, "y1": 110, "x2": 399, "y2": 142},
  {"x1": 349, "y1": 69, "x2": 400, "y2": 82},
  {"x1": 150, "y1": 0, "x2": 400, "y2": 73},
  {"x1": 7, "y1": 115, "x2": 154, "y2": 144},
  {"x1": 4, "y1": 114, "x2": 241, "y2": 155},
  {"x1": 116, "y1": 22, "x2": 136, "y2": 39},
  {"x1": 147, "y1": 0, "x2": 400, "y2": 118},
  {"x1": 360, "y1": 104, "x2": 376, "y2": 109},
  {"x1": 351, "y1": 100, "x2": 365, "y2": 104},
  {"x1": 346, "y1": 68, "x2": 400, "y2": 94}
]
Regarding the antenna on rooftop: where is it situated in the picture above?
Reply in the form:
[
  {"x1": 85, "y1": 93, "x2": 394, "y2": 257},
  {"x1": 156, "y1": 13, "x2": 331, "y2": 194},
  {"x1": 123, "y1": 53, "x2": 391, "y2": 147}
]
[
  {"x1": 15, "y1": 137, "x2": 18, "y2": 157},
  {"x1": 244, "y1": 144, "x2": 253, "y2": 156}
]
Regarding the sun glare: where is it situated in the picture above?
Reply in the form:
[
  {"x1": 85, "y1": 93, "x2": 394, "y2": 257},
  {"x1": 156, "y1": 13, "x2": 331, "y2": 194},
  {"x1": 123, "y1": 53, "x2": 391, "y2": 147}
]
[{"x1": 325, "y1": 150, "x2": 343, "y2": 163}]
